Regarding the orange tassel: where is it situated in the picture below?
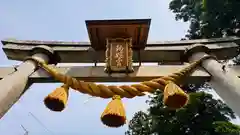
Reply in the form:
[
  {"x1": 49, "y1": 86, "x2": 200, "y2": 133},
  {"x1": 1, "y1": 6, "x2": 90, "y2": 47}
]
[
  {"x1": 163, "y1": 81, "x2": 189, "y2": 109},
  {"x1": 101, "y1": 95, "x2": 126, "y2": 128},
  {"x1": 44, "y1": 84, "x2": 69, "y2": 112}
]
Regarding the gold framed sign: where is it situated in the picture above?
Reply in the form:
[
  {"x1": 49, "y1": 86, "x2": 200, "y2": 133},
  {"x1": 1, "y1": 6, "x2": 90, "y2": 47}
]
[{"x1": 105, "y1": 38, "x2": 133, "y2": 73}]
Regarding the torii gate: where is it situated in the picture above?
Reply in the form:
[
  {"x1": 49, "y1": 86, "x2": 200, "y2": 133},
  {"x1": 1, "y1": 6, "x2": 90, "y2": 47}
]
[{"x1": 1, "y1": 19, "x2": 240, "y2": 127}]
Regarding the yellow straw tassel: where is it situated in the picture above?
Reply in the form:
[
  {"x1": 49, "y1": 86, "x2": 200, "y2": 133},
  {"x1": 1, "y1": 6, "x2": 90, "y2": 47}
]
[
  {"x1": 44, "y1": 84, "x2": 69, "y2": 112},
  {"x1": 163, "y1": 82, "x2": 189, "y2": 109},
  {"x1": 101, "y1": 95, "x2": 126, "y2": 128}
]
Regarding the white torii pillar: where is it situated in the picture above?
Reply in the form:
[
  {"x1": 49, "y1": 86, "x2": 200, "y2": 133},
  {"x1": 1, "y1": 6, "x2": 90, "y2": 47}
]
[
  {"x1": 0, "y1": 45, "x2": 58, "y2": 119},
  {"x1": 185, "y1": 44, "x2": 240, "y2": 117}
]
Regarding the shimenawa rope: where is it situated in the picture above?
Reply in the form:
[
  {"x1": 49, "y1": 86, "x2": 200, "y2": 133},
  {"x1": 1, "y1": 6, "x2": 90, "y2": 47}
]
[{"x1": 26, "y1": 55, "x2": 215, "y2": 127}]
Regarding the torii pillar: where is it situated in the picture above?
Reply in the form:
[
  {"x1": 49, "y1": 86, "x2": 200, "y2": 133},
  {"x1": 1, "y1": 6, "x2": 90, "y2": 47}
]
[
  {"x1": 0, "y1": 45, "x2": 58, "y2": 119},
  {"x1": 184, "y1": 44, "x2": 240, "y2": 116}
]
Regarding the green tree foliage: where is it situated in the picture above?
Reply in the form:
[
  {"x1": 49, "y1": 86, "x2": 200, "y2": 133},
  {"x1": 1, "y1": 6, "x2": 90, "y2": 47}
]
[
  {"x1": 125, "y1": 111, "x2": 151, "y2": 135},
  {"x1": 213, "y1": 121, "x2": 240, "y2": 134},
  {"x1": 169, "y1": 0, "x2": 240, "y2": 39},
  {"x1": 126, "y1": 91, "x2": 240, "y2": 135}
]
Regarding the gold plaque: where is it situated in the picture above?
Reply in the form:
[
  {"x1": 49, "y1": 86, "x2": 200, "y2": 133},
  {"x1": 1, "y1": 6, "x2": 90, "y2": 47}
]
[{"x1": 105, "y1": 38, "x2": 133, "y2": 73}]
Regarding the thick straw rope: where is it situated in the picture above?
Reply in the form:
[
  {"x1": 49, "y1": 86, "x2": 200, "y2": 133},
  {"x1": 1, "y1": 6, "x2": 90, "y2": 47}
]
[{"x1": 27, "y1": 55, "x2": 214, "y2": 98}]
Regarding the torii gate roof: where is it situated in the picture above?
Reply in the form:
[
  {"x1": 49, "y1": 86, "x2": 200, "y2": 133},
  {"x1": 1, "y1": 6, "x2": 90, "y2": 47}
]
[{"x1": 85, "y1": 19, "x2": 151, "y2": 50}]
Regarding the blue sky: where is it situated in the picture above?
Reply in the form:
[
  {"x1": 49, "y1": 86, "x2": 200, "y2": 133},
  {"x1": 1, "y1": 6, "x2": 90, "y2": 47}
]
[{"x1": 1, "y1": 0, "x2": 237, "y2": 135}]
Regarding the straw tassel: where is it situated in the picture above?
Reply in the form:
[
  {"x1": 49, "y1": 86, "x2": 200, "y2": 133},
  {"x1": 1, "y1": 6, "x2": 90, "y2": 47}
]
[
  {"x1": 101, "y1": 95, "x2": 126, "y2": 128},
  {"x1": 44, "y1": 84, "x2": 69, "y2": 112},
  {"x1": 163, "y1": 81, "x2": 189, "y2": 109}
]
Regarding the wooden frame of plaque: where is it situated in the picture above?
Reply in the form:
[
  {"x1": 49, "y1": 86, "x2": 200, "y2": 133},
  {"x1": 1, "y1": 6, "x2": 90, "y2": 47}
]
[{"x1": 105, "y1": 38, "x2": 134, "y2": 73}]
